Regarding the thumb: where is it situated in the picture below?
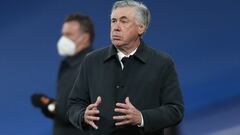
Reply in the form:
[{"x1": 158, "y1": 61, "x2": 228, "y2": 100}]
[
  {"x1": 125, "y1": 97, "x2": 132, "y2": 106},
  {"x1": 95, "y1": 96, "x2": 102, "y2": 106}
]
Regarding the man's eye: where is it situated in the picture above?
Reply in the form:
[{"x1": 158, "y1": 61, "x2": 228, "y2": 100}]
[
  {"x1": 120, "y1": 20, "x2": 128, "y2": 23},
  {"x1": 111, "y1": 20, "x2": 116, "y2": 23}
]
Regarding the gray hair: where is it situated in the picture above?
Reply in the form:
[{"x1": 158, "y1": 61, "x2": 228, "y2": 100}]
[{"x1": 111, "y1": 0, "x2": 151, "y2": 31}]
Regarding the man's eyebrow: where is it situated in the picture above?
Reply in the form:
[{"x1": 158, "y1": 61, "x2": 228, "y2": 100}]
[
  {"x1": 111, "y1": 16, "x2": 129, "y2": 20},
  {"x1": 111, "y1": 18, "x2": 117, "y2": 20},
  {"x1": 119, "y1": 16, "x2": 128, "y2": 20}
]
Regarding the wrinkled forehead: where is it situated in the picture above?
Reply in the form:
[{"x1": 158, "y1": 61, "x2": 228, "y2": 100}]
[{"x1": 111, "y1": 6, "x2": 137, "y2": 20}]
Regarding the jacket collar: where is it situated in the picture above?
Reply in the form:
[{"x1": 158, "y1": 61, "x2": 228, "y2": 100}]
[{"x1": 104, "y1": 39, "x2": 148, "y2": 63}]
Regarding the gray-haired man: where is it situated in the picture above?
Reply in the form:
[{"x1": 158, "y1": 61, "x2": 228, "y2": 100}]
[{"x1": 68, "y1": 1, "x2": 184, "y2": 135}]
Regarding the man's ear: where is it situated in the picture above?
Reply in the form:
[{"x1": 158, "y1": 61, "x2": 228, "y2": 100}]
[
  {"x1": 75, "y1": 33, "x2": 90, "y2": 53},
  {"x1": 138, "y1": 24, "x2": 146, "y2": 36},
  {"x1": 82, "y1": 33, "x2": 90, "y2": 44}
]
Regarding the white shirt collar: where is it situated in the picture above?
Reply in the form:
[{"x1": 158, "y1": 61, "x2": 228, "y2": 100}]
[
  {"x1": 117, "y1": 48, "x2": 138, "y2": 61},
  {"x1": 117, "y1": 47, "x2": 138, "y2": 69}
]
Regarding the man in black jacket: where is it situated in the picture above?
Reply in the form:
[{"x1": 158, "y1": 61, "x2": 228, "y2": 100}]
[
  {"x1": 31, "y1": 13, "x2": 94, "y2": 135},
  {"x1": 68, "y1": 1, "x2": 184, "y2": 135}
]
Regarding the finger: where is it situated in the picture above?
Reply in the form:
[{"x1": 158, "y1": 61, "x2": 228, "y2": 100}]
[
  {"x1": 115, "y1": 120, "x2": 131, "y2": 126},
  {"x1": 125, "y1": 97, "x2": 133, "y2": 107},
  {"x1": 89, "y1": 121, "x2": 98, "y2": 129},
  {"x1": 86, "y1": 109, "x2": 100, "y2": 115},
  {"x1": 86, "y1": 116, "x2": 100, "y2": 121},
  {"x1": 86, "y1": 103, "x2": 98, "y2": 110},
  {"x1": 95, "y1": 96, "x2": 102, "y2": 106},
  {"x1": 114, "y1": 108, "x2": 129, "y2": 114},
  {"x1": 113, "y1": 115, "x2": 128, "y2": 121},
  {"x1": 116, "y1": 103, "x2": 129, "y2": 109}
]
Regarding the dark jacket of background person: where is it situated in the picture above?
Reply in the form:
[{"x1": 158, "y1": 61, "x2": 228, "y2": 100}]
[
  {"x1": 67, "y1": 41, "x2": 184, "y2": 135},
  {"x1": 53, "y1": 47, "x2": 92, "y2": 135},
  {"x1": 31, "y1": 13, "x2": 95, "y2": 135}
]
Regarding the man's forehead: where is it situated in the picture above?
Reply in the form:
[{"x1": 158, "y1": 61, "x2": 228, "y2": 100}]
[
  {"x1": 111, "y1": 7, "x2": 136, "y2": 19},
  {"x1": 63, "y1": 21, "x2": 80, "y2": 28},
  {"x1": 63, "y1": 21, "x2": 80, "y2": 30},
  {"x1": 62, "y1": 21, "x2": 81, "y2": 34}
]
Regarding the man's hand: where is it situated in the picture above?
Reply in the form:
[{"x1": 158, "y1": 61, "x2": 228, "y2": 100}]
[
  {"x1": 113, "y1": 97, "x2": 142, "y2": 126},
  {"x1": 31, "y1": 93, "x2": 53, "y2": 108},
  {"x1": 40, "y1": 96, "x2": 50, "y2": 105},
  {"x1": 84, "y1": 96, "x2": 101, "y2": 129}
]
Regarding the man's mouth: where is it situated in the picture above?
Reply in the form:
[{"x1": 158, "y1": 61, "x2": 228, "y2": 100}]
[{"x1": 112, "y1": 35, "x2": 121, "y2": 40}]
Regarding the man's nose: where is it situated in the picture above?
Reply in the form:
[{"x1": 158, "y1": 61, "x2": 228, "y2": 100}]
[{"x1": 113, "y1": 23, "x2": 121, "y2": 31}]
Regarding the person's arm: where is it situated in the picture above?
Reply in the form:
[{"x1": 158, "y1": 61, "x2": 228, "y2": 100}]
[
  {"x1": 67, "y1": 57, "x2": 91, "y2": 130},
  {"x1": 141, "y1": 58, "x2": 184, "y2": 133}
]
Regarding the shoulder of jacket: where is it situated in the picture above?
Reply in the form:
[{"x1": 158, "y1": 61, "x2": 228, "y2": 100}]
[
  {"x1": 86, "y1": 46, "x2": 109, "y2": 57},
  {"x1": 146, "y1": 46, "x2": 173, "y2": 64}
]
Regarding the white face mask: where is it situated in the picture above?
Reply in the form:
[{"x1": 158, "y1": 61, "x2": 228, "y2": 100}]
[{"x1": 57, "y1": 36, "x2": 76, "y2": 56}]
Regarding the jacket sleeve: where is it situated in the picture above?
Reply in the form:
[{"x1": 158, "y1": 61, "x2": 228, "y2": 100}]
[
  {"x1": 141, "y1": 57, "x2": 184, "y2": 133},
  {"x1": 41, "y1": 98, "x2": 56, "y2": 119},
  {"x1": 67, "y1": 57, "x2": 91, "y2": 130}
]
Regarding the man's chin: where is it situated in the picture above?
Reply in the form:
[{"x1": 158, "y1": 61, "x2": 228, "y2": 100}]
[{"x1": 112, "y1": 41, "x2": 123, "y2": 47}]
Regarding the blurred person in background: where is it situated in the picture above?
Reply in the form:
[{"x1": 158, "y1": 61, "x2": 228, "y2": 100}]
[{"x1": 31, "y1": 13, "x2": 95, "y2": 135}]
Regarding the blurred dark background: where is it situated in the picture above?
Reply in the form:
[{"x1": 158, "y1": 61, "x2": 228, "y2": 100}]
[{"x1": 0, "y1": 0, "x2": 239, "y2": 134}]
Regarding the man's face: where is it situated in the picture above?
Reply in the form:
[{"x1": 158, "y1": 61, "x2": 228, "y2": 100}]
[
  {"x1": 110, "y1": 7, "x2": 142, "y2": 47},
  {"x1": 62, "y1": 21, "x2": 82, "y2": 45}
]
